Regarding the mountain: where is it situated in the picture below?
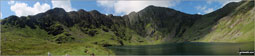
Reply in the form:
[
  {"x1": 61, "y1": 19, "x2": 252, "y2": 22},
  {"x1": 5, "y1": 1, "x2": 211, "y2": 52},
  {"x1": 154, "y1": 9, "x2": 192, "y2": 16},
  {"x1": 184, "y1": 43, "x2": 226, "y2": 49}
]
[
  {"x1": 124, "y1": 5, "x2": 201, "y2": 42},
  {"x1": 192, "y1": 1, "x2": 254, "y2": 42},
  {"x1": 1, "y1": 0, "x2": 254, "y2": 55}
]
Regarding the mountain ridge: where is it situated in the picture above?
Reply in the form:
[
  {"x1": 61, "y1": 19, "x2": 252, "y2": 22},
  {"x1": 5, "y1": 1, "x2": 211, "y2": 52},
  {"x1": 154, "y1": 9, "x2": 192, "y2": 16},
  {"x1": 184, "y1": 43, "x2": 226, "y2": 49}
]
[{"x1": 1, "y1": 0, "x2": 254, "y2": 55}]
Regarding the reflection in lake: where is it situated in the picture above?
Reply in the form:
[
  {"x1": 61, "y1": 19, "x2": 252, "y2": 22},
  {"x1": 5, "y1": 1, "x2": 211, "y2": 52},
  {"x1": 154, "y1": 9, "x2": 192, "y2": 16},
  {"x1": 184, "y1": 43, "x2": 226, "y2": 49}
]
[{"x1": 107, "y1": 42, "x2": 254, "y2": 55}]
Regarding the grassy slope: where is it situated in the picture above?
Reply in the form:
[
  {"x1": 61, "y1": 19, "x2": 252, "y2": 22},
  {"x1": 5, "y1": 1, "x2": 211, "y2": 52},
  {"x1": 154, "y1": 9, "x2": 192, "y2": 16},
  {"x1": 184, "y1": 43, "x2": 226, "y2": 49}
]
[
  {"x1": 1, "y1": 25, "x2": 116, "y2": 55},
  {"x1": 1, "y1": 23, "x2": 160, "y2": 55},
  {"x1": 195, "y1": 1, "x2": 254, "y2": 43}
]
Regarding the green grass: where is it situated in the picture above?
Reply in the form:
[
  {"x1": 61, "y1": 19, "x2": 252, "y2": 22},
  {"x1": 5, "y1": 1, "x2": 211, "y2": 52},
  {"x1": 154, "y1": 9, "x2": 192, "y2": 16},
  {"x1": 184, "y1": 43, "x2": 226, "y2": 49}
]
[
  {"x1": 1, "y1": 24, "x2": 158, "y2": 55},
  {"x1": 1, "y1": 25, "x2": 55, "y2": 55},
  {"x1": 1, "y1": 25, "x2": 117, "y2": 55}
]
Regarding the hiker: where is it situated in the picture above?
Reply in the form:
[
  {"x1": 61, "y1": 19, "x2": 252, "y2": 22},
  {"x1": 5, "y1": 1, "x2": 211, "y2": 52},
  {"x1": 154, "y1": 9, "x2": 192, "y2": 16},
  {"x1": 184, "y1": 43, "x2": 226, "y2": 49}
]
[{"x1": 48, "y1": 52, "x2": 51, "y2": 56}]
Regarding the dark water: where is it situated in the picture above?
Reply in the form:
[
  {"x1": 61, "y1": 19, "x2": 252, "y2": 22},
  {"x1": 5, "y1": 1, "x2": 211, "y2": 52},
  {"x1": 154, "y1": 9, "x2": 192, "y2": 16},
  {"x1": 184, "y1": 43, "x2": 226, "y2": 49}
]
[{"x1": 107, "y1": 42, "x2": 254, "y2": 55}]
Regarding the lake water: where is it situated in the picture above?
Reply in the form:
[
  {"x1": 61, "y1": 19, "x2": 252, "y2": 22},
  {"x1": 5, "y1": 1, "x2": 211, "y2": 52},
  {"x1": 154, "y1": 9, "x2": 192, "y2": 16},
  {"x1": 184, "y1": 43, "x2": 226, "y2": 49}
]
[{"x1": 107, "y1": 42, "x2": 254, "y2": 55}]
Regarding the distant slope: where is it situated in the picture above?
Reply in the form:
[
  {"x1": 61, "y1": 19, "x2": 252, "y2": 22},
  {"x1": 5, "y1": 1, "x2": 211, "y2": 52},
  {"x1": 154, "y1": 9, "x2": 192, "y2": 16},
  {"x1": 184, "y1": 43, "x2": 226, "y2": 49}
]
[
  {"x1": 175, "y1": 0, "x2": 254, "y2": 43},
  {"x1": 123, "y1": 0, "x2": 254, "y2": 43},
  {"x1": 194, "y1": 1, "x2": 254, "y2": 42}
]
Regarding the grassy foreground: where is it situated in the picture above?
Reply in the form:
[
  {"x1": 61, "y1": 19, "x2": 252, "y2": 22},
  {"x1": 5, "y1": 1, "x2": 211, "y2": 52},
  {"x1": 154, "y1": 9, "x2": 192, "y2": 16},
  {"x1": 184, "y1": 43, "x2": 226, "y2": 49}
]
[
  {"x1": 1, "y1": 24, "x2": 163, "y2": 55},
  {"x1": 1, "y1": 25, "x2": 114, "y2": 55}
]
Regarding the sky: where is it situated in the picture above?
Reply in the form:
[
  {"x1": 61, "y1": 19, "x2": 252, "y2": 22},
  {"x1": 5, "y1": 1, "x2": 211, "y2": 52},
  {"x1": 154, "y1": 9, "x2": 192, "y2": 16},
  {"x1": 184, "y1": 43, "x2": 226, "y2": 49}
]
[{"x1": 0, "y1": 0, "x2": 242, "y2": 19}]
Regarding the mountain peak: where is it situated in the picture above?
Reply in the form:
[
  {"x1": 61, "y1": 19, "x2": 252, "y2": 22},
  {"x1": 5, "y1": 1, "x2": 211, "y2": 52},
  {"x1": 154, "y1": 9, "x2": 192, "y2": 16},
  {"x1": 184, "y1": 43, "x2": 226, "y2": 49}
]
[
  {"x1": 146, "y1": 5, "x2": 157, "y2": 8},
  {"x1": 46, "y1": 8, "x2": 66, "y2": 14},
  {"x1": 78, "y1": 9, "x2": 88, "y2": 13},
  {"x1": 138, "y1": 5, "x2": 180, "y2": 14},
  {"x1": 142, "y1": 5, "x2": 165, "y2": 10},
  {"x1": 89, "y1": 10, "x2": 101, "y2": 15}
]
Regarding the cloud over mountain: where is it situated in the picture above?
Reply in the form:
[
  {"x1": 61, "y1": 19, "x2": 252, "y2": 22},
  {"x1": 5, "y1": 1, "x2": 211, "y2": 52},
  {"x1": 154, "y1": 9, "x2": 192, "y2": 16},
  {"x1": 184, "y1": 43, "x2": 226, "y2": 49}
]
[
  {"x1": 207, "y1": 0, "x2": 242, "y2": 6},
  {"x1": 51, "y1": 0, "x2": 75, "y2": 12},
  {"x1": 8, "y1": 0, "x2": 75, "y2": 17},
  {"x1": 97, "y1": 0, "x2": 180, "y2": 15},
  {"x1": 10, "y1": 2, "x2": 50, "y2": 17}
]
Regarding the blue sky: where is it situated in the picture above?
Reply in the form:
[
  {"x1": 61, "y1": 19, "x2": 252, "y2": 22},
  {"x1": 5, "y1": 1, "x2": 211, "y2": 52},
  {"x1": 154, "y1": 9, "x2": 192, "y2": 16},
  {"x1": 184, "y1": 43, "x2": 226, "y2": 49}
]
[{"x1": 0, "y1": 0, "x2": 241, "y2": 19}]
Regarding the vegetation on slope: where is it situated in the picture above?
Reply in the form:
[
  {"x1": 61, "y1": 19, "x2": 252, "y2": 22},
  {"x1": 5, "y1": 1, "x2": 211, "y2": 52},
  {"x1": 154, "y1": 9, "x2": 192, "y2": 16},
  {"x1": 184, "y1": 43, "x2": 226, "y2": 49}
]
[{"x1": 195, "y1": 1, "x2": 254, "y2": 42}]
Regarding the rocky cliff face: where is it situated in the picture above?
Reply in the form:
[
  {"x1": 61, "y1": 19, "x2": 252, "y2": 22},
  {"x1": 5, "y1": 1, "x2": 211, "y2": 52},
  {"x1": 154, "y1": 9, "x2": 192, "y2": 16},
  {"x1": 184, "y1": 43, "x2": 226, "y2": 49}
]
[{"x1": 125, "y1": 5, "x2": 202, "y2": 42}]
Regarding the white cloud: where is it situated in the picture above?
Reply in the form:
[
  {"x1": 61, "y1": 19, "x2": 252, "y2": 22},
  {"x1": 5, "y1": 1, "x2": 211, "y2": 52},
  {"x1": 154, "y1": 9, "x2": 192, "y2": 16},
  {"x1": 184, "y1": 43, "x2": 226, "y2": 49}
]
[
  {"x1": 204, "y1": 8, "x2": 214, "y2": 13},
  {"x1": 195, "y1": 5, "x2": 214, "y2": 14},
  {"x1": 97, "y1": 1, "x2": 115, "y2": 8},
  {"x1": 8, "y1": 0, "x2": 15, "y2": 5},
  {"x1": 197, "y1": 0, "x2": 241, "y2": 14},
  {"x1": 8, "y1": 0, "x2": 75, "y2": 17},
  {"x1": 197, "y1": 12, "x2": 201, "y2": 15},
  {"x1": 196, "y1": 6, "x2": 206, "y2": 10},
  {"x1": 97, "y1": 0, "x2": 180, "y2": 15},
  {"x1": 51, "y1": 0, "x2": 75, "y2": 12},
  {"x1": 206, "y1": 0, "x2": 242, "y2": 7},
  {"x1": 10, "y1": 2, "x2": 51, "y2": 17},
  {"x1": 97, "y1": 1, "x2": 115, "y2": 13}
]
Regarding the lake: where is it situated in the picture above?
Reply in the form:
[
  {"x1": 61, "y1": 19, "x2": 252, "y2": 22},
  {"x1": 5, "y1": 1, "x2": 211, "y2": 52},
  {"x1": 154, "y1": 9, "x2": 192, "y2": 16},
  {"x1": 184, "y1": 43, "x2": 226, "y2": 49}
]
[{"x1": 107, "y1": 42, "x2": 254, "y2": 55}]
